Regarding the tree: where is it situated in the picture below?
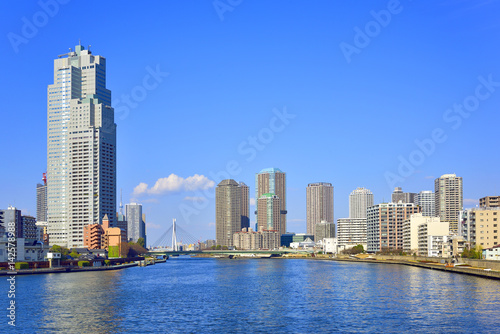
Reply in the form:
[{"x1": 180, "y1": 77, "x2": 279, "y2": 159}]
[
  {"x1": 127, "y1": 242, "x2": 148, "y2": 257},
  {"x1": 137, "y1": 237, "x2": 145, "y2": 248},
  {"x1": 69, "y1": 250, "x2": 79, "y2": 259}
]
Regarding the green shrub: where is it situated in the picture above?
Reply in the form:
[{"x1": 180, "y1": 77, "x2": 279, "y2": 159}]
[
  {"x1": 15, "y1": 262, "x2": 29, "y2": 270},
  {"x1": 78, "y1": 261, "x2": 90, "y2": 267},
  {"x1": 104, "y1": 260, "x2": 111, "y2": 266}
]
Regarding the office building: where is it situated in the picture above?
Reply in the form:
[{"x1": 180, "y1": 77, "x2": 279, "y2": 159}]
[
  {"x1": 416, "y1": 190, "x2": 435, "y2": 217},
  {"x1": 257, "y1": 193, "x2": 282, "y2": 234},
  {"x1": 349, "y1": 187, "x2": 374, "y2": 219},
  {"x1": 126, "y1": 203, "x2": 146, "y2": 245},
  {"x1": 392, "y1": 187, "x2": 417, "y2": 204},
  {"x1": 480, "y1": 196, "x2": 500, "y2": 208},
  {"x1": 306, "y1": 182, "x2": 334, "y2": 236},
  {"x1": 315, "y1": 221, "x2": 336, "y2": 242},
  {"x1": 460, "y1": 207, "x2": 500, "y2": 249},
  {"x1": 36, "y1": 173, "x2": 48, "y2": 223},
  {"x1": 367, "y1": 202, "x2": 420, "y2": 253},
  {"x1": 215, "y1": 179, "x2": 249, "y2": 247},
  {"x1": 435, "y1": 174, "x2": 463, "y2": 225},
  {"x1": 337, "y1": 218, "x2": 367, "y2": 248},
  {"x1": 47, "y1": 43, "x2": 116, "y2": 248},
  {"x1": 256, "y1": 168, "x2": 286, "y2": 234}
]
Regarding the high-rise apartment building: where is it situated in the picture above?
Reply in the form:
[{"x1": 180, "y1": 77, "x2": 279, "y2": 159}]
[
  {"x1": 36, "y1": 173, "x2": 48, "y2": 223},
  {"x1": 367, "y1": 202, "x2": 420, "y2": 253},
  {"x1": 435, "y1": 174, "x2": 463, "y2": 225},
  {"x1": 257, "y1": 194, "x2": 282, "y2": 234},
  {"x1": 47, "y1": 44, "x2": 116, "y2": 248},
  {"x1": 239, "y1": 182, "x2": 250, "y2": 229},
  {"x1": 349, "y1": 187, "x2": 374, "y2": 219},
  {"x1": 480, "y1": 196, "x2": 500, "y2": 208},
  {"x1": 256, "y1": 168, "x2": 286, "y2": 234},
  {"x1": 416, "y1": 190, "x2": 435, "y2": 217},
  {"x1": 306, "y1": 182, "x2": 334, "y2": 236},
  {"x1": 391, "y1": 187, "x2": 417, "y2": 204},
  {"x1": 125, "y1": 203, "x2": 146, "y2": 245},
  {"x1": 215, "y1": 179, "x2": 249, "y2": 247},
  {"x1": 459, "y1": 207, "x2": 500, "y2": 249}
]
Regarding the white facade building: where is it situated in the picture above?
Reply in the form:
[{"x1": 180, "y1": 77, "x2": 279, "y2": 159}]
[
  {"x1": 349, "y1": 187, "x2": 373, "y2": 219},
  {"x1": 337, "y1": 218, "x2": 367, "y2": 247},
  {"x1": 416, "y1": 190, "x2": 435, "y2": 217},
  {"x1": 47, "y1": 44, "x2": 116, "y2": 248}
]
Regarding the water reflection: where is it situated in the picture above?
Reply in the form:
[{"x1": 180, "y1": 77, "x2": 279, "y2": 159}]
[{"x1": 5, "y1": 258, "x2": 500, "y2": 333}]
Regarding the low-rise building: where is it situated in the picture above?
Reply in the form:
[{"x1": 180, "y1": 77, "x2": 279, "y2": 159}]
[
  {"x1": 83, "y1": 215, "x2": 123, "y2": 256},
  {"x1": 232, "y1": 228, "x2": 280, "y2": 250},
  {"x1": 442, "y1": 235, "x2": 466, "y2": 258},
  {"x1": 483, "y1": 244, "x2": 500, "y2": 260},
  {"x1": 0, "y1": 237, "x2": 49, "y2": 262},
  {"x1": 417, "y1": 220, "x2": 450, "y2": 257},
  {"x1": 323, "y1": 238, "x2": 338, "y2": 254}
]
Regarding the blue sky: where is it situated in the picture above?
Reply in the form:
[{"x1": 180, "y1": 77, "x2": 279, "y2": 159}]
[{"x1": 1, "y1": 0, "x2": 500, "y2": 245}]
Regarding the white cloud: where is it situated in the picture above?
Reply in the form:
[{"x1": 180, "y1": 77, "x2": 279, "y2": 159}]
[
  {"x1": 133, "y1": 174, "x2": 215, "y2": 196},
  {"x1": 464, "y1": 198, "x2": 479, "y2": 205},
  {"x1": 184, "y1": 196, "x2": 207, "y2": 203},
  {"x1": 146, "y1": 222, "x2": 161, "y2": 229},
  {"x1": 208, "y1": 222, "x2": 215, "y2": 227},
  {"x1": 250, "y1": 198, "x2": 256, "y2": 206}
]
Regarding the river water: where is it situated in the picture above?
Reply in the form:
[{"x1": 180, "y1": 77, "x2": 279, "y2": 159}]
[{"x1": 2, "y1": 257, "x2": 500, "y2": 333}]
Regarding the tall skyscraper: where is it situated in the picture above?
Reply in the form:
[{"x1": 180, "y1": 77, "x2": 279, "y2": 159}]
[
  {"x1": 416, "y1": 190, "x2": 435, "y2": 217},
  {"x1": 257, "y1": 194, "x2": 282, "y2": 233},
  {"x1": 349, "y1": 187, "x2": 374, "y2": 219},
  {"x1": 306, "y1": 182, "x2": 334, "y2": 236},
  {"x1": 391, "y1": 187, "x2": 417, "y2": 204},
  {"x1": 47, "y1": 44, "x2": 116, "y2": 248},
  {"x1": 256, "y1": 168, "x2": 286, "y2": 235},
  {"x1": 239, "y1": 182, "x2": 250, "y2": 229},
  {"x1": 36, "y1": 172, "x2": 48, "y2": 223},
  {"x1": 435, "y1": 174, "x2": 463, "y2": 224},
  {"x1": 125, "y1": 203, "x2": 146, "y2": 244},
  {"x1": 215, "y1": 179, "x2": 249, "y2": 247}
]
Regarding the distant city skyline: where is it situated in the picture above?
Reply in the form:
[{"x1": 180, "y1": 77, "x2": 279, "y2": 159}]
[{"x1": 2, "y1": 1, "x2": 500, "y2": 242}]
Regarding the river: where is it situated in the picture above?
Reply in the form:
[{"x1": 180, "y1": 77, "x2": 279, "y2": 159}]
[{"x1": 2, "y1": 257, "x2": 500, "y2": 333}]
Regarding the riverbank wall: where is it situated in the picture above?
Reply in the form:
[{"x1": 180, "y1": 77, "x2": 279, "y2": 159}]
[{"x1": 329, "y1": 256, "x2": 500, "y2": 280}]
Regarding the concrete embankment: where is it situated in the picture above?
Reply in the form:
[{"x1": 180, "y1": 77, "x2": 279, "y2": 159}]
[
  {"x1": 330, "y1": 257, "x2": 500, "y2": 280},
  {"x1": 0, "y1": 262, "x2": 138, "y2": 276}
]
